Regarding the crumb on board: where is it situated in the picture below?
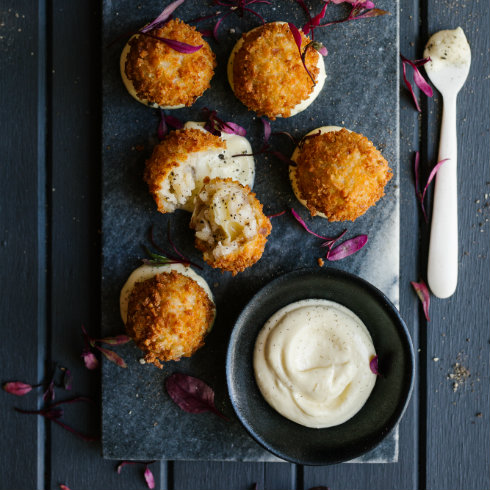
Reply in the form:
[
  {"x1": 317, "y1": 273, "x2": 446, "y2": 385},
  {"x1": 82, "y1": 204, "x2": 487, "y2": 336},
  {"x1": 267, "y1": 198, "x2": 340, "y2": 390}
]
[{"x1": 317, "y1": 258, "x2": 324, "y2": 267}]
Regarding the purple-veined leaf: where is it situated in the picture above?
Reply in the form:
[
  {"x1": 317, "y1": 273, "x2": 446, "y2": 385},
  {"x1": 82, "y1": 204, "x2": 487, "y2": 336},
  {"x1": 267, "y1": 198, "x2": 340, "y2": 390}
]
[
  {"x1": 411, "y1": 280, "x2": 430, "y2": 321},
  {"x1": 2, "y1": 381, "x2": 33, "y2": 396},
  {"x1": 140, "y1": 0, "x2": 186, "y2": 33},
  {"x1": 291, "y1": 208, "x2": 337, "y2": 241},
  {"x1": 267, "y1": 210, "x2": 286, "y2": 219},
  {"x1": 222, "y1": 121, "x2": 247, "y2": 136},
  {"x1": 262, "y1": 118, "x2": 271, "y2": 144},
  {"x1": 95, "y1": 345, "x2": 127, "y2": 368},
  {"x1": 369, "y1": 355, "x2": 380, "y2": 375},
  {"x1": 400, "y1": 54, "x2": 432, "y2": 111},
  {"x1": 326, "y1": 234, "x2": 368, "y2": 261},
  {"x1": 165, "y1": 114, "x2": 184, "y2": 129},
  {"x1": 144, "y1": 465, "x2": 156, "y2": 489},
  {"x1": 421, "y1": 158, "x2": 448, "y2": 203},
  {"x1": 165, "y1": 373, "x2": 227, "y2": 420},
  {"x1": 140, "y1": 32, "x2": 203, "y2": 54}
]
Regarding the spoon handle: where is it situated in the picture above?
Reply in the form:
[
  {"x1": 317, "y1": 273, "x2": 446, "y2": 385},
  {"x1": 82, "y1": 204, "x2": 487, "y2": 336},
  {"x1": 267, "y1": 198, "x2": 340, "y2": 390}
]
[{"x1": 427, "y1": 94, "x2": 458, "y2": 298}]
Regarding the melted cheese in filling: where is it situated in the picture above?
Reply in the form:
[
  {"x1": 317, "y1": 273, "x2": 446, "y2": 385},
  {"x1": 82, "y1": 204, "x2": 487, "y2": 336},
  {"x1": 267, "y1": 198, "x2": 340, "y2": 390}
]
[
  {"x1": 157, "y1": 121, "x2": 255, "y2": 213},
  {"x1": 254, "y1": 299, "x2": 377, "y2": 428},
  {"x1": 119, "y1": 263, "x2": 214, "y2": 324}
]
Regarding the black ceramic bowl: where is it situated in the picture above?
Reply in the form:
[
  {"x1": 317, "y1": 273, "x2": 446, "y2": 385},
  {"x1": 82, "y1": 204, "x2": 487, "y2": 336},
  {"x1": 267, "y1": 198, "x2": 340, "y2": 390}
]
[{"x1": 226, "y1": 267, "x2": 414, "y2": 465}]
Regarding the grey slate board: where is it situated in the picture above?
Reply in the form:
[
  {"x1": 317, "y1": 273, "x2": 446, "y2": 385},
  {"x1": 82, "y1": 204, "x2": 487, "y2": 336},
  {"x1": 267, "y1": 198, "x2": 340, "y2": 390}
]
[{"x1": 102, "y1": 0, "x2": 400, "y2": 462}]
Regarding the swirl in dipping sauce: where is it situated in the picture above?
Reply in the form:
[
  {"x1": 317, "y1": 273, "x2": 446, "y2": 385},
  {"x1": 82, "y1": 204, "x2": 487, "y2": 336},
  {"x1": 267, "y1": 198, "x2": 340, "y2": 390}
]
[{"x1": 253, "y1": 299, "x2": 377, "y2": 428}]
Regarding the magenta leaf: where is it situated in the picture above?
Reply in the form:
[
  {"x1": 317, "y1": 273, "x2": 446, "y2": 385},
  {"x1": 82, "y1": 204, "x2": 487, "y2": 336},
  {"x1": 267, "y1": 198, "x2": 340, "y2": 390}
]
[
  {"x1": 81, "y1": 349, "x2": 99, "y2": 370},
  {"x1": 267, "y1": 210, "x2": 286, "y2": 219},
  {"x1": 165, "y1": 373, "x2": 227, "y2": 420},
  {"x1": 261, "y1": 118, "x2": 271, "y2": 144},
  {"x1": 400, "y1": 55, "x2": 432, "y2": 112},
  {"x1": 203, "y1": 108, "x2": 246, "y2": 137},
  {"x1": 369, "y1": 355, "x2": 380, "y2": 375},
  {"x1": 414, "y1": 152, "x2": 448, "y2": 223},
  {"x1": 95, "y1": 345, "x2": 127, "y2": 368},
  {"x1": 59, "y1": 485, "x2": 71, "y2": 490},
  {"x1": 411, "y1": 280, "x2": 430, "y2": 321},
  {"x1": 96, "y1": 335, "x2": 131, "y2": 346},
  {"x1": 291, "y1": 208, "x2": 337, "y2": 241},
  {"x1": 222, "y1": 121, "x2": 247, "y2": 137},
  {"x1": 144, "y1": 466, "x2": 156, "y2": 489},
  {"x1": 422, "y1": 158, "x2": 448, "y2": 202},
  {"x1": 2, "y1": 381, "x2": 33, "y2": 396},
  {"x1": 165, "y1": 114, "x2": 184, "y2": 130},
  {"x1": 140, "y1": 0, "x2": 186, "y2": 33},
  {"x1": 287, "y1": 22, "x2": 316, "y2": 85},
  {"x1": 140, "y1": 31, "x2": 202, "y2": 54},
  {"x1": 326, "y1": 235, "x2": 368, "y2": 261}
]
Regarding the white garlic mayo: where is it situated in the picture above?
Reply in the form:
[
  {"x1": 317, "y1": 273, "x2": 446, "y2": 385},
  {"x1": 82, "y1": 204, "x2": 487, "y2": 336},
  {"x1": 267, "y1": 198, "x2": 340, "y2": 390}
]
[
  {"x1": 253, "y1": 299, "x2": 377, "y2": 428},
  {"x1": 423, "y1": 27, "x2": 471, "y2": 72}
]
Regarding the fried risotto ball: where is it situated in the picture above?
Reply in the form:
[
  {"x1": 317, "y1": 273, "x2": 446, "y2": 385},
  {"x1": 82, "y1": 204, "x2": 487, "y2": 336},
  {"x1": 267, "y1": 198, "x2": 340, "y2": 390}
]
[
  {"x1": 121, "y1": 264, "x2": 216, "y2": 368},
  {"x1": 121, "y1": 19, "x2": 216, "y2": 108},
  {"x1": 144, "y1": 125, "x2": 255, "y2": 214},
  {"x1": 228, "y1": 22, "x2": 326, "y2": 120},
  {"x1": 290, "y1": 127, "x2": 393, "y2": 222},
  {"x1": 190, "y1": 177, "x2": 272, "y2": 275}
]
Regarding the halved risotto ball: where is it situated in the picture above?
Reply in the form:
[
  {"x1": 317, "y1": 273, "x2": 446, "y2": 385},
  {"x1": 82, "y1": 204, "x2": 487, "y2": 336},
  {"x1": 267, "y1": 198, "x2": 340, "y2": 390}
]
[
  {"x1": 228, "y1": 22, "x2": 326, "y2": 119},
  {"x1": 290, "y1": 127, "x2": 393, "y2": 221},
  {"x1": 120, "y1": 263, "x2": 216, "y2": 367},
  {"x1": 121, "y1": 19, "x2": 216, "y2": 109},
  {"x1": 144, "y1": 122, "x2": 255, "y2": 213},
  {"x1": 190, "y1": 177, "x2": 272, "y2": 275}
]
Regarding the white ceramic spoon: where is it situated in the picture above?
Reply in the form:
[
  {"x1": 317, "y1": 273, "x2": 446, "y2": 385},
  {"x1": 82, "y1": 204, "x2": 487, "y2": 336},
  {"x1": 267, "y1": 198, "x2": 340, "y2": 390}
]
[{"x1": 424, "y1": 27, "x2": 471, "y2": 299}]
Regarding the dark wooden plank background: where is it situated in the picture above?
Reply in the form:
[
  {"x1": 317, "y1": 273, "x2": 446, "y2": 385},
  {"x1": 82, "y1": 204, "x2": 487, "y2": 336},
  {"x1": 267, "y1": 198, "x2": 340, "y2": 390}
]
[{"x1": 0, "y1": 0, "x2": 488, "y2": 489}]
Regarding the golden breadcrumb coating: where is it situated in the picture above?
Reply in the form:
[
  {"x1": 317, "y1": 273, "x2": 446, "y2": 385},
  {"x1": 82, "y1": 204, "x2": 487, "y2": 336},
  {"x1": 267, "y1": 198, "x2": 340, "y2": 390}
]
[
  {"x1": 125, "y1": 271, "x2": 215, "y2": 368},
  {"x1": 294, "y1": 129, "x2": 393, "y2": 221},
  {"x1": 190, "y1": 177, "x2": 272, "y2": 275},
  {"x1": 144, "y1": 128, "x2": 226, "y2": 213},
  {"x1": 125, "y1": 19, "x2": 216, "y2": 107},
  {"x1": 231, "y1": 22, "x2": 320, "y2": 119}
]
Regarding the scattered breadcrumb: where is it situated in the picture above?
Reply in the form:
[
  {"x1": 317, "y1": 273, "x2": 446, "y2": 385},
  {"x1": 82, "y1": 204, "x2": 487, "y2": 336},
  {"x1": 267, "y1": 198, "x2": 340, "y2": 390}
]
[{"x1": 317, "y1": 258, "x2": 324, "y2": 267}]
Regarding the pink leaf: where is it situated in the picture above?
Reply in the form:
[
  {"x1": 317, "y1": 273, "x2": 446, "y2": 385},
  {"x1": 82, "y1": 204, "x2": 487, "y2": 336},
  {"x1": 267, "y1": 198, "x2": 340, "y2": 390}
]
[
  {"x1": 261, "y1": 118, "x2": 271, "y2": 144},
  {"x1": 326, "y1": 235, "x2": 368, "y2": 261},
  {"x1": 222, "y1": 121, "x2": 247, "y2": 136},
  {"x1": 141, "y1": 32, "x2": 203, "y2": 53},
  {"x1": 144, "y1": 466, "x2": 156, "y2": 489},
  {"x1": 400, "y1": 54, "x2": 432, "y2": 111},
  {"x1": 165, "y1": 114, "x2": 184, "y2": 130},
  {"x1": 165, "y1": 373, "x2": 227, "y2": 419},
  {"x1": 95, "y1": 345, "x2": 127, "y2": 368},
  {"x1": 59, "y1": 485, "x2": 71, "y2": 490},
  {"x1": 267, "y1": 210, "x2": 286, "y2": 219},
  {"x1": 421, "y1": 158, "x2": 449, "y2": 203},
  {"x1": 140, "y1": 0, "x2": 186, "y2": 33},
  {"x1": 369, "y1": 355, "x2": 380, "y2": 375},
  {"x1": 411, "y1": 280, "x2": 430, "y2": 321},
  {"x1": 291, "y1": 208, "x2": 337, "y2": 241},
  {"x1": 81, "y1": 350, "x2": 99, "y2": 370},
  {"x1": 2, "y1": 381, "x2": 33, "y2": 396}
]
